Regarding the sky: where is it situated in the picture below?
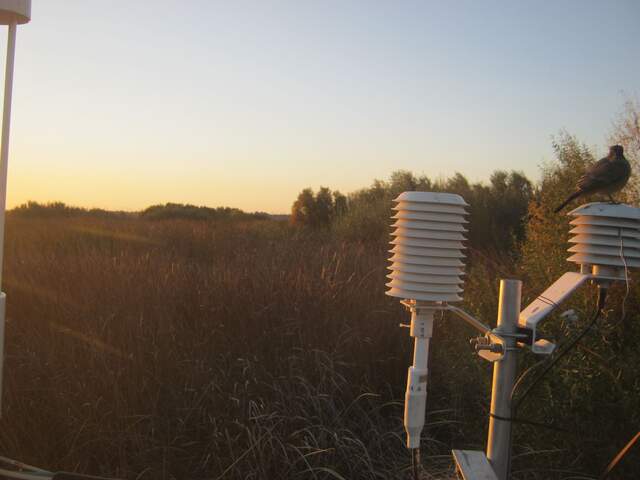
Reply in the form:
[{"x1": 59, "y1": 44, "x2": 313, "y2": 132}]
[{"x1": 4, "y1": 0, "x2": 639, "y2": 213}]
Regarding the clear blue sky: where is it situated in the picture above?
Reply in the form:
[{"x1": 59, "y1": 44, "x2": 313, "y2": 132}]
[{"x1": 6, "y1": 0, "x2": 640, "y2": 212}]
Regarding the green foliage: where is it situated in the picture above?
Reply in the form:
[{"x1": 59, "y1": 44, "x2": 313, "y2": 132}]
[
  {"x1": 330, "y1": 169, "x2": 533, "y2": 254},
  {"x1": 11, "y1": 201, "x2": 271, "y2": 223},
  {"x1": 141, "y1": 202, "x2": 268, "y2": 221},
  {"x1": 333, "y1": 190, "x2": 347, "y2": 217},
  {"x1": 11, "y1": 201, "x2": 88, "y2": 218},
  {"x1": 7, "y1": 116, "x2": 640, "y2": 478},
  {"x1": 610, "y1": 97, "x2": 640, "y2": 204},
  {"x1": 517, "y1": 132, "x2": 640, "y2": 478},
  {"x1": 330, "y1": 170, "x2": 431, "y2": 241},
  {"x1": 290, "y1": 187, "x2": 346, "y2": 228},
  {"x1": 314, "y1": 187, "x2": 334, "y2": 226},
  {"x1": 464, "y1": 170, "x2": 533, "y2": 255},
  {"x1": 10, "y1": 201, "x2": 133, "y2": 219},
  {"x1": 521, "y1": 133, "x2": 598, "y2": 286}
]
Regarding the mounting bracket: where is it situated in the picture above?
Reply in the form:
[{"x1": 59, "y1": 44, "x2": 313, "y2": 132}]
[{"x1": 518, "y1": 271, "x2": 592, "y2": 354}]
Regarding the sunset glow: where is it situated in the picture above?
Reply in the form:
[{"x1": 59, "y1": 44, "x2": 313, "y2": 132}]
[{"x1": 6, "y1": 0, "x2": 640, "y2": 212}]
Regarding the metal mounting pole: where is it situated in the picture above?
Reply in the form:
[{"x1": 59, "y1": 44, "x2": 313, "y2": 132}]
[
  {"x1": 486, "y1": 279, "x2": 521, "y2": 480},
  {"x1": 404, "y1": 304, "x2": 435, "y2": 450},
  {"x1": 0, "y1": 21, "x2": 16, "y2": 290},
  {"x1": 0, "y1": 22, "x2": 17, "y2": 415}
]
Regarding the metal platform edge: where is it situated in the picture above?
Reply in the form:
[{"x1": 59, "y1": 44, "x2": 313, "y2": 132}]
[{"x1": 452, "y1": 450, "x2": 498, "y2": 480}]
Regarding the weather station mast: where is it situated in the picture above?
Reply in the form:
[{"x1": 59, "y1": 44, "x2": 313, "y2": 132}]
[
  {"x1": 0, "y1": 0, "x2": 30, "y2": 413},
  {"x1": 386, "y1": 191, "x2": 639, "y2": 479}
]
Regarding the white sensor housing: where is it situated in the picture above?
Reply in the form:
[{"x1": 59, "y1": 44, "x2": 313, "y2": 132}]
[
  {"x1": 0, "y1": 0, "x2": 31, "y2": 25},
  {"x1": 567, "y1": 202, "x2": 640, "y2": 279},
  {"x1": 386, "y1": 192, "x2": 468, "y2": 302},
  {"x1": 520, "y1": 202, "x2": 640, "y2": 355}
]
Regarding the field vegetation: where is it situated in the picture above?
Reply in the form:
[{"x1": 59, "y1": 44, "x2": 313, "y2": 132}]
[{"x1": 0, "y1": 104, "x2": 639, "y2": 479}]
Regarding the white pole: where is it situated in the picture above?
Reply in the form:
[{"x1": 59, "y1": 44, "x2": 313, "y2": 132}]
[
  {"x1": 0, "y1": 21, "x2": 16, "y2": 290},
  {"x1": 404, "y1": 305, "x2": 435, "y2": 449},
  {"x1": 0, "y1": 22, "x2": 17, "y2": 415},
  {"x1": 486, "y1": 279, "x2": 521, "y2": 480}
]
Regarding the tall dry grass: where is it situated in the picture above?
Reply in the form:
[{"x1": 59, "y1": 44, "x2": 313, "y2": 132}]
[
  {"x1": 0, "y1": 217, "x2": 481, "y2": 479},
  {"x1": 0, "y1": 215, "x2": 636, "y2": 479}
]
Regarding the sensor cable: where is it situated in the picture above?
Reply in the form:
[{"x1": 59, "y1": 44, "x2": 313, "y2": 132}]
[
  {"x1": 512, "y1": 286, "x2": 607, "y2": 413},
  {"x1": 618, "y1": 229, "x2": 630, "y2": 324},
  {"x1": 505, "y1": 287, "x2": 608, "y2": 478},
  {"x1": 411, "y1": 448, "x2": 420, "y2": 480}
]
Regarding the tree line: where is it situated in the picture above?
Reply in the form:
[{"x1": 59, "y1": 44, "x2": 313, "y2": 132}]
[
  {"x1": 9, "y1": 202, "x2": 270, "y2": 222},
  {"x1": 290, "y1": 169, "x2": 533, "y2": 254},
  {"x1": 289, "y1": 99, "x2": 640, "y2": 256}
]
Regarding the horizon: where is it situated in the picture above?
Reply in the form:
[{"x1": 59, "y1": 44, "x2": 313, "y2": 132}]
[
  {"x1": 6, "y1": 1, "x2": 640, "y2": 213},
  {"x1": 0, "y1": 2, "x2": 639, "y2": 477}
]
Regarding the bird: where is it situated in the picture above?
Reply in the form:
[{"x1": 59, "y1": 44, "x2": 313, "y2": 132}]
[{"x1": 554, "y1": 145, "x2": 631, "y2": 213}]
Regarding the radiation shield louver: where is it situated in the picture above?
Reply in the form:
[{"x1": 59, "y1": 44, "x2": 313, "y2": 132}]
[
  {"x1": 567, "y1": 202, "x2": 640, "y2": 277},
  {"x1": 385, "y1": 192, "x2": 473, "y2": 450},
  {"x1": 519, "y1": 202, "x2": 640, "y2": 354},
  {"x1": 386, "y1": 191, "x2": 468, "y2": 303},
  {"x1": 382, "y1": 197, "x2": 640, "y2": 479},
  {"x1": 0, "y1": 1, "x2": 29, "y2": 24}
]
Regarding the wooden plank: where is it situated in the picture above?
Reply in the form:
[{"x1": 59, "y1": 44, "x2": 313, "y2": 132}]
[{"x1": 452, "y1": 450, "x2": 499, "y2": 480}]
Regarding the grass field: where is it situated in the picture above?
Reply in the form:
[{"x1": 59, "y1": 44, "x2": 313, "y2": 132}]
[{"x1": 0, "y1": 214, "x2": 637, "y2": 479}]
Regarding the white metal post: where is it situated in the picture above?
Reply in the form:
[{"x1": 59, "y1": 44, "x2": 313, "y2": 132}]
[
  {"x1": 0, "y1": 22, "x2": 17, "y2": 415},
  {"x1": 404, "y1": 305, "x2": 435, "y2": 449},
  {"x1": 0, "y1": 21, "x2": 16, "y2": 290},
  {"x1": 486, "y1": 279, "x2": 521, "y2": 480}
]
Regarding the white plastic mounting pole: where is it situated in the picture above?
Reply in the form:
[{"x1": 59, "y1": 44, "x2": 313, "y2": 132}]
[
  {"x1": 0, "y1": 20, "x2": 17, "y2": 417},
  {"x1": 0, "y1": 22, "x2": 18, "y2": 417},
  {"x1": 0, "y1": 292, "x2": 5, "y2": 412},
  {"x1": 404, "y1": 304, "x2": 435, "y2": 449},
  {"x1": 0, "y1": 0, "x2": 30, "y2": 417},
  {"x1": 486, "y1": 279, "x2": 521, "y2": 480},
  {"x1": 0, "y1": 21, "x2": 16, "y2": 291}
]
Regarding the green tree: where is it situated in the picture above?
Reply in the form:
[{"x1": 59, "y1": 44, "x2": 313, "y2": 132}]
[
  {"x1": 517, "y1": 132, "x2": 640, "y2": 477},
  {"x1": 330, "y1": 169, "x2": 533, "y2": 250},
  {"x1": 333, "y1": 191, "x2": 347, "y2": 217},
  {"x1": 290, "y1": 187, "x2": 338, "y2": 228},
  {"x1": 610, "y1": 98, "x2": 640, "y2": 204},
  {"x1": 313, "y1": 187, "x2": 334, "y2": 227},
  {"x1": 290, "y1": 188, "x2": 316, "y2": 226},
  {"x1": 486, "y1": 170, "x2": 533, "y2": 253},
  {"x1": 521, "y1": 132, "x2": 595, "y2": 285}
]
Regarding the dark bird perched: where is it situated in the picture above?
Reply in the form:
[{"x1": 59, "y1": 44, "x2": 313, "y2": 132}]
[{"x1": 554, "y1": 145, "x2": 631, "y2": 213}]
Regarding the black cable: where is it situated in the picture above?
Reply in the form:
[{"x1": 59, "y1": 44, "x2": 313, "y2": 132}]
[
  {"x1": 489, "y1": 412, "x2": 571, "y2": 433},
  {"x1": 411, "y1": 448, "x2": 420, "y2": 480},
  {"x1": 509, "y1": 286, "x2": 607, "y2": 413},
  {"x1": 509, "y1": 358, "x2": 547, "y2": 408},
  {"x1": 505, "y1": 286, "x2": 608, "y2": 478},
  {"x1": 513, "y1": 286, "x2": 608, "y2": 413}
]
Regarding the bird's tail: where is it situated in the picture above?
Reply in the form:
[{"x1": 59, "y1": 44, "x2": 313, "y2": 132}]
[{"x1": 554, "y1": 191, "x2": 581, "y2": 213}]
